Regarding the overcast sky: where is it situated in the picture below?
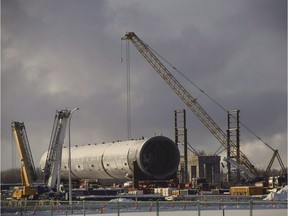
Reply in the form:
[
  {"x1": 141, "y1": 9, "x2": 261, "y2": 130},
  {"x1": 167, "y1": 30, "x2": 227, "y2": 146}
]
[{"x1": 1, "y1": 0, "x2": 287, "y2": 173}]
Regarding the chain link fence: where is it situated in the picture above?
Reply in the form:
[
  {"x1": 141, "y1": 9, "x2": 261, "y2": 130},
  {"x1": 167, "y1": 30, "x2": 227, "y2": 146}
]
[{"x1": 1, "y1": 199, "x2": 287, "y2": 216}]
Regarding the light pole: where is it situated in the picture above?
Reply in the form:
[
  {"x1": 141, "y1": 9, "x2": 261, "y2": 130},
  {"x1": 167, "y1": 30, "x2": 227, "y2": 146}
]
[{"x1": 68, "y1": 107, "x2": 79, "y2": 208}]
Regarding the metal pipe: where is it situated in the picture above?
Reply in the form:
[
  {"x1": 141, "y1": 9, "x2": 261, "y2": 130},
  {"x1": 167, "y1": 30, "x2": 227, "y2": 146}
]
[{"x1": 40, "y1": 136, "x2": 180, "y2": 183}]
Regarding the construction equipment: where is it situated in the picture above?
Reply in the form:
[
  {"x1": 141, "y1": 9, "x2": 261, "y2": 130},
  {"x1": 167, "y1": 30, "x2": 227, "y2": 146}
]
[
  {"x1": 223, "y1": 157, "x2": 256, "y2": 181},
  {"x1": 268, "y1": 175, "x2": 287, "y2": 189},
  {"x1": 121, "y1": 32, "x2": 260, "y2": 178},
  {"x1": 263, "y1": 148, "x2": 286, "y2": 178},
  {"x1": 230, "y1": 186, "x2": 264, "y2": 196},
  {"x1": 43, "y1": 109, "x2": 70, "y2": 192},
  {"x1": 11, "y1": 122, "x2": 37, "y2": 199},
  {"x1": 122, "y1": 32, "x2": 288, "y2": 182}
]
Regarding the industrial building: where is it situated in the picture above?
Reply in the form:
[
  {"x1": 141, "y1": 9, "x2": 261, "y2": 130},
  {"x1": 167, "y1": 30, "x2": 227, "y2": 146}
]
[
  {"x1": 190, "y1": 155, "x2": 221, "y2": 185},
  {"x1": 179, "y1": 153, "x2": 221, "y2": 187}
]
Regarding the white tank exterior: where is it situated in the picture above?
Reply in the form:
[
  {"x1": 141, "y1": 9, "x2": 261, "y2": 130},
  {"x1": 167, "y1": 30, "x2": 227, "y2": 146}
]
[{"x1": 40, "y1": 136, "x2": 180, "y2": 182}]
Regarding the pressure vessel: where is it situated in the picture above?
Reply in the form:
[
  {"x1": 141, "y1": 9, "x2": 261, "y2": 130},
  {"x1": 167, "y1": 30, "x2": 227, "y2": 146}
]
[{"x1": 40, "y1": 136, "x2": 180, "y2": 182}]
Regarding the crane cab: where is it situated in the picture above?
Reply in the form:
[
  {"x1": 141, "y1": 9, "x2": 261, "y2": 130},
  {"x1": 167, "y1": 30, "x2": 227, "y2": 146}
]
[{"x1": 12, "y1": 186, "x2": 36, "y2": 200}]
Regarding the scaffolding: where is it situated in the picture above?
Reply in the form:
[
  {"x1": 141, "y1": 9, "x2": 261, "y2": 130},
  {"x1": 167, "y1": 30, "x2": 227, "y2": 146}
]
[
  {"x1": 227, "y1": 110, "x2": 240, "y2": 184},
  {"x1": 174, "y1": 109, "x2": 188, "y2": 184}
]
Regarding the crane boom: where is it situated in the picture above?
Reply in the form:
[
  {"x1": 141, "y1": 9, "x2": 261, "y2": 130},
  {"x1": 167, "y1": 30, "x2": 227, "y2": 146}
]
[
  {"x1": 264, "y1": 150, "x2": 287, "y2": 177},
  {"x1": 43, "y1": 109, "x2": 70, "y2": 191},
  {"x1": 122, "y1": 32, "x2": 259, "y2": 177},
  {"x1": 223, "y1": 157, "x2": 256, "y2": 181},
  {"x1": 11, "y1": 121, "x2": 37, "y2": 199},
  {"x1": 12, "y1": 122, "x2": 37, "y2": 185}
]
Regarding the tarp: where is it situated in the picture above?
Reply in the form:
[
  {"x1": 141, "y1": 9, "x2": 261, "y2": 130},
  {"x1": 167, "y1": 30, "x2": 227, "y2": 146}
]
[{"x1": 263, "y1": 185, "x2": 288, "y2": 201}]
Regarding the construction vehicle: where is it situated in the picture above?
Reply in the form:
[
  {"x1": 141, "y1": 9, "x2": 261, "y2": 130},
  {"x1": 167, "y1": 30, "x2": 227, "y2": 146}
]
[
  {"x1": 121, "y1": 32, "x2": 287, "y2": 183},
  {"x1": 43, "y1": 109, "x2": 70, "y2": 193},
  {"x1": 268, "y1": 175, "x2": 287, "y2": 189},
  {"x1": 11, "y1": 122, "x2": 37, "y2": 199},
  {"x1": 230, "y1": 186, "x2": 264, "y2": 196}
]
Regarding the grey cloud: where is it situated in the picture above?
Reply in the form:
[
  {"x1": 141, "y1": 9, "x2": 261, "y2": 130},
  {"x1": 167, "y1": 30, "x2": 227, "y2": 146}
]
[{"x1": 2, "y1": 0, "x2": 286, "y2": 171}]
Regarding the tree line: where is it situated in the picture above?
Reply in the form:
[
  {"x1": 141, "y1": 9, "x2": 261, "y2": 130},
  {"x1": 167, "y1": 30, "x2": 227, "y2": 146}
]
[
  {"x1": 1, "y1": 168, "x2": 44, "y2": 183},
  {"x1": 1, "y1": 167, "x2": 285, "y2": 184}
]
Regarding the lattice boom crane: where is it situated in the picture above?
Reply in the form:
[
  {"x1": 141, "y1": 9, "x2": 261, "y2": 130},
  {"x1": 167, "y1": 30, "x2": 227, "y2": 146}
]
[
  {"x1": 11, "y1": 121, "x2": 37, "y2": 199},
  {"x1": 122, "y1": 32, "x2": 259, "y2": 177},
  {"x1": 43, "y1": 109, "x2": 70, "y2": 191}
]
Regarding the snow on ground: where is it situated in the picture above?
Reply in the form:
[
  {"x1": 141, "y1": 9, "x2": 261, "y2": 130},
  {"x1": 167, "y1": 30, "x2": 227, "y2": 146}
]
[
  {"x1": 99, "y1": 209, "x2": 287, "y2": 216},
  {"x1": 264, "y1": 186, "x2": 288, "y2": 201},
  {"x1": 2, "y1": 187, "x2": 288, "y2": 216},
  {"x1": 4, "y1": 209, "x2": 286, "y2": 216}
]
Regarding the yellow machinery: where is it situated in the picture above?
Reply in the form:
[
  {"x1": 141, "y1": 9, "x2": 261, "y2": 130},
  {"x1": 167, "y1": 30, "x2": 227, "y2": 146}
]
[
  {"x1": 11, "y1": 185, "x2": 36, "y2": 199},
  {"x1": 11, "y1": 122, "x2": 37, "y2": 199},
  {"x1": 230, "y1": 186, "x2": 264, "y2": 196}
]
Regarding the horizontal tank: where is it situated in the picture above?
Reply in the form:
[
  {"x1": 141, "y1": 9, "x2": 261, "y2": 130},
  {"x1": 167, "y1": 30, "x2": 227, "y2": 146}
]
[{"x1": 40, "y1": 136, "x2": 180, "y2": 182}]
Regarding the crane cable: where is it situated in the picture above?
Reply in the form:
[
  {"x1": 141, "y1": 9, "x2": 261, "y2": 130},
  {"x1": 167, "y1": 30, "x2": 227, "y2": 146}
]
[{"x1": 144, "y1": 42, "x2": 276, "y2": 153}]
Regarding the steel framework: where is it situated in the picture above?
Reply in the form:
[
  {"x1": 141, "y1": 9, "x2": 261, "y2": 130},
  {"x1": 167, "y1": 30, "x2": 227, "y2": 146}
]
[{"x1": 122, "y1": 32, "x2": 259, "y2": 177}]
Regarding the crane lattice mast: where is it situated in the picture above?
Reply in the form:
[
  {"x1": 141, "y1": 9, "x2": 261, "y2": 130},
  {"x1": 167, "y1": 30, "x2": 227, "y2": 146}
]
[
  {"x1": 43, "y1": 109, "x2": 70, "y2": 191},
  {"x1": 122, "y1": 32, "x2": 259, "y2": 177}
]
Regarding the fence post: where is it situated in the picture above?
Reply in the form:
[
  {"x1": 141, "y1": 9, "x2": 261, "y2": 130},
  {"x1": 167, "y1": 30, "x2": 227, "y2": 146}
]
[
  {"x1": 57, "y1": 200, "x2": 60, "y2": 212},
  {"x1": 197, "y1": 200, "x2": 200, "y2": 216},
  {"x1": 71, "y1": 200, "x2": 74, "y2": 214},
  {"x1": 33, "y1": 201, "x2": 37, "y2": 215},
  {"x1": 20, "y1": 200, "x2": 23, "y2": 216},
  {"x1": 135, "y1": 192, "x2": 138, "y2": 209},
  {"x1": 237, "y1": 196, "x2": 239, "y2": 208},
  {"x1": 117, "y1": 200, "x2": 120, "y2": 216},
  {"x1": 83, "y1": 200, "x2": 86, "y2": 216},
  {"x1": 24, "y1": 199, "x2": 27, "y2": 213},
  {"x1": 183, "y1": 201, "x2": 186, "y2": 210},
  {"x1": 149, "y1": 202, "x2": 153, "y2": 211},
  {"x1": 50, "y1": 199, "x2": 53, "y2": 216},
  {"x1": 249, "y1": 200, "x2": 253, "y2": 216},
  {"x1": 156, "y1": 200, "x2": 159, "y2": 216}
]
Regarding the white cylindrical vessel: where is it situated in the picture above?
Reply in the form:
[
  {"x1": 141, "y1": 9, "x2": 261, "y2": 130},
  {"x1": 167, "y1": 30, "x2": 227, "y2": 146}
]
[{"x1": 40, "y1": 136, "x2": 180, "y2": 182}]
